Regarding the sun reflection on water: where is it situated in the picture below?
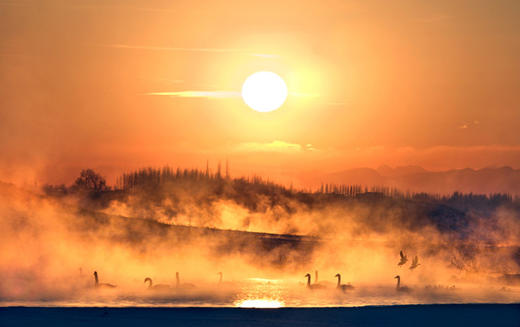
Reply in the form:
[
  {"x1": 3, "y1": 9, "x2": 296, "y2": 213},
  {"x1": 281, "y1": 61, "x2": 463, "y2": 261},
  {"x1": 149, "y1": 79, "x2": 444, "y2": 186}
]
[
  {"x1": 233, "y1": 278, "x2": 286, "y2": 308},
  {"x1": 235, "y1": 299, "x2": 284, "y2": 308}
]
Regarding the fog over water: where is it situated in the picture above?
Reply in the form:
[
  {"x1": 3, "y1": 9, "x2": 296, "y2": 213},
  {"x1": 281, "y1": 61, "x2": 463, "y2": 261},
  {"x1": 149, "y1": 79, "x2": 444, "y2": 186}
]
[{"x1": 1, "y1": 170, "x2": 520, "y2": 307}]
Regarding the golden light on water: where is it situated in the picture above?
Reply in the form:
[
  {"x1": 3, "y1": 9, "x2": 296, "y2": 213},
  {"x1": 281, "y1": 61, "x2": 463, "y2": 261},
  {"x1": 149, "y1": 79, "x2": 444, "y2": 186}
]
[{"x1": 235, "y1": 299, "x2": 285, "y2": 308}]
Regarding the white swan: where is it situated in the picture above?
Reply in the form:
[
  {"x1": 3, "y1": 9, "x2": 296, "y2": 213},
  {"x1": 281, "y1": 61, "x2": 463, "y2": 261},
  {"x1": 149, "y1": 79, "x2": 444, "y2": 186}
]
[
  {"x1": 394, "y1": 275, "x2": 411, "y2": 292},
  {"x1": 176, "y1": 272, "x2": 196, "y2": 289},
  {"x1": 335, "y1": 273, "x2": 354, "y2": 292},
  {"x1": 93, "y1": 271, "x2": 116, "y2": 288},
  {"x1": 144, "y1": 277, "x2": 170, "y2": 290},
  {"x1": 305, "y1": 273, "x2": 326, "y2": 290}
]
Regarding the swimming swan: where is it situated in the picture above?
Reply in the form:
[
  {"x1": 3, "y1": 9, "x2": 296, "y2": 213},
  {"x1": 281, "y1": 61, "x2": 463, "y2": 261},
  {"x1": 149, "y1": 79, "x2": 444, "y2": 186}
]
[{"x1": 93, "y1": 271, "x2": 116, "y2": 288}]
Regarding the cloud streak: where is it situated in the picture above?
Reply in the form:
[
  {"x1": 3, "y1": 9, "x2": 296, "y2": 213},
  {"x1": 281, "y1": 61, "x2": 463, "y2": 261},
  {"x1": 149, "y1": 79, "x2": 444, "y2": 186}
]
[
  {"x1": 146, "y1": 91, "x2": 241, "y2": 98},
  {"x1": 146, "y1": 91, "x2": 320, "y2": 99},
  {"x1": 101, "y1": 44, "x2": 278, "y2": 58},
  {"x1": 234, "y1": 141, "x2": 316, "y2": 153},
  {"x1": 459, "y1": 120, "x2": 480, "y2": 130}
]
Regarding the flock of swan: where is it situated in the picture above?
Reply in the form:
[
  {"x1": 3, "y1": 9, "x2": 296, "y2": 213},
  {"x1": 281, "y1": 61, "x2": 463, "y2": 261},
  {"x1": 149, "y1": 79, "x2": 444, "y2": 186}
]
[
  {"x1": 92, "y1": 250, "x2": 420, "y2": 294},
  {"x1": 93, "y1": 271, "x2": 220, "y2": 291},
  {"x1": 304, "y1": 250, "x2": 419, "y2": 292}
]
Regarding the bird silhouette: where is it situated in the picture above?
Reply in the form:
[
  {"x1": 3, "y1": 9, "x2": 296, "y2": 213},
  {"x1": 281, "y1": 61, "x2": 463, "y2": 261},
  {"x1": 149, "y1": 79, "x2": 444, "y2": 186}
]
[
  {"x1": 176, "y1": 272, "x2": 196, "y2": 289},
  {"x1": 394, "y1": 275, "x2": 411, "y2": 292},
  {"x1": 93, "y1": 271, "x2": 116, "y2": 288},
  {"x1": 144, "y1": 277, "x2": 170, "y2": 290},
  {"x1": 409, "y1": 256, "x2": 420, "y2": 270},
  {"x1": 398, "y1": 250, "x2": 408, "y2": 266},
  {"x1": 335, "y1": 273, "x2": 354, "y2": 292},
  {"x1": 305, "y1": 273, "x2": 326, "y2": 290}
]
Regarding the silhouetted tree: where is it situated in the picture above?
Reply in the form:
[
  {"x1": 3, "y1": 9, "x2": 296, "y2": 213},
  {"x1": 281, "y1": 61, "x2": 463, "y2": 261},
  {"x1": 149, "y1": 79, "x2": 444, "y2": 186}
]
[{"x1": 74, "y1": 169, "x2": 109, "y2": 193}]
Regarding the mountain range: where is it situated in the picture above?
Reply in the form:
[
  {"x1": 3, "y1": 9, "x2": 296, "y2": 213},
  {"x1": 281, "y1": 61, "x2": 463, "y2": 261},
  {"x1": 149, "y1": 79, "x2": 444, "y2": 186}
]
[{"x1": 313, "y1": 166, "x2": 520, "y2": 195}]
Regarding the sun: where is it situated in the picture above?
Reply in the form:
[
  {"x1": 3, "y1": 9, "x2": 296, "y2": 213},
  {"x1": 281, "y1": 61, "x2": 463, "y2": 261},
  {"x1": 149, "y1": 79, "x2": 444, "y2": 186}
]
[{"x1": 241, "y1": 71, "x2": 288, "y2": 112}]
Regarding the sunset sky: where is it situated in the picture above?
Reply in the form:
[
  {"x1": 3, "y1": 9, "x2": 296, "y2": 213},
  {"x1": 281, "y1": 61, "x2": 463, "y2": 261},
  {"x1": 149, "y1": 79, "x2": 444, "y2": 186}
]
[{"x1": 1, "y1": 0, "x2": 519, "y2": 186}]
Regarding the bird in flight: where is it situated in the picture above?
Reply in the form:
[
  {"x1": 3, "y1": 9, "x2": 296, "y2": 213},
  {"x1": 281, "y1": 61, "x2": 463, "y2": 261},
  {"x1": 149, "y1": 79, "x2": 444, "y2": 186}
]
[
  {"x1": 409, "y1": 255, "x2": 420, "y2": 270},
  {"x1": 398, "y1": 250, "x2": 408, "y2": 266}
]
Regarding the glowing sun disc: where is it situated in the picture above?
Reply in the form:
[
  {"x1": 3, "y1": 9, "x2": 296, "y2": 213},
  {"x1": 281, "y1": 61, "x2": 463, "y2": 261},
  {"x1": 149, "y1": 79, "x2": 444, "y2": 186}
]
[{"x1": 241, "y1": 71, "x2": 288, "y2": 112}]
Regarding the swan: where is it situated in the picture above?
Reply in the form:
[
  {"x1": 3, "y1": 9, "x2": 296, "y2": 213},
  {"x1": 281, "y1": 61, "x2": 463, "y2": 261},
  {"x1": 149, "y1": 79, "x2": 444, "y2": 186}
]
[
  {"x1": 313, "y1": 270, "x2": 332, "y2": 287},
  {"x1": 335, "y1": 273, "x2": 354, "y2": 292},
  {"x1": 215, "y1": 272, "x2": 236, "y2": 291},
  {"x1": 176, "y1": 272, "x2": 196, "y2": 289},
  {"x1": 305, "y1": 273, "x2": 326, "y2": 290},
  {"x1": 398, "y1": 251, "x2": 408, "y2": 266},
  {"x1": 144, "y1": 277, "x2": 170, "y2": 290},
  {"x1": 93, "y1": 271, "x2": 116, "y2": 288},
  {"x1": 394, "y1": 275, "x2": 411, "y2": 292},
  {"x1": 409, "y1": 256, "x2": 420, "y2": 270}
]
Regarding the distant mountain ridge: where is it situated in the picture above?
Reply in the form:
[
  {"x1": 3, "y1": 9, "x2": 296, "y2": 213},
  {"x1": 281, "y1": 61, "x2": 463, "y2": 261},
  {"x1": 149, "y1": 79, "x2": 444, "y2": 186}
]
[{"x1": 318, "y1": 166, "x2": 520, "y2": 195}]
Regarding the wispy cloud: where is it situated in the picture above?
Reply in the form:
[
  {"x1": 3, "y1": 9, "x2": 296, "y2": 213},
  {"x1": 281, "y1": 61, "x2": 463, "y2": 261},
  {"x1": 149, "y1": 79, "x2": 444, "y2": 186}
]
[
  {"x1": 234, "y1": 141, "x2": 316, "y2": 153},
  {"x1": 146, "y1": 91, "x2": 240, "y2": 98},
  {"x1": 99, "y1": 44, "x2": 278, "y2": 58},
  {"x1": 459, "y1": 120, "x2": 480, "y2": 129},
  {"x1": 146, "y1": 91, "x2": 318, "y2": 99}
]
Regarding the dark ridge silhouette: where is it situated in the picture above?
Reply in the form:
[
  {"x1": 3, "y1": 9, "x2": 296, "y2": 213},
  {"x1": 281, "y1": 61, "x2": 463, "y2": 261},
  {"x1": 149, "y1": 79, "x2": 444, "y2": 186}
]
[
  {"x1": 42, "y1": 167, "x2": 519, "y2": 237},
  {"x1": 314, "y1": 166, "x2": 520, "y2": 196},
  {"x1": 37, "y1": 167, "x2": 520, "y2": 271},
  {"x1": 72, "y1": 209, "x2": 318, "y2": 267}
]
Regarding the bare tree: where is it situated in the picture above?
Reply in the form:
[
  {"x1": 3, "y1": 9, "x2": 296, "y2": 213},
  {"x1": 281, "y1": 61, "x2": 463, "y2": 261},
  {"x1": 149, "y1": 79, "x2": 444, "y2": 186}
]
[{"x1": 74, "y1": 169, "x2": 109, "y2": 193}]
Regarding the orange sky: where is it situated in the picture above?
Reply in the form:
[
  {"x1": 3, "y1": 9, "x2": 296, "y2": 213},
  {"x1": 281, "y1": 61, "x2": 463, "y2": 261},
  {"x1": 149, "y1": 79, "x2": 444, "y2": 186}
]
[{"x1": 1, "y1": 0, "x2": 519, "y2": 186}]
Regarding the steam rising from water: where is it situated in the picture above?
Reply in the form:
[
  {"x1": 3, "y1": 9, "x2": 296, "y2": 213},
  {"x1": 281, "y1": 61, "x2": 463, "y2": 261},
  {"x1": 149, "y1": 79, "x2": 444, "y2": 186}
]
[{"x1": 1, "y1": 180, "x2": 519, "y2": 307}]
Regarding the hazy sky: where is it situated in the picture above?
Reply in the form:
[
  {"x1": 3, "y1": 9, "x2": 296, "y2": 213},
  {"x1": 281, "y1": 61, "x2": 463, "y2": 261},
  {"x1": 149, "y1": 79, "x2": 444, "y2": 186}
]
[{"x1": 1, "y1": 0, "x2": 519, "y2": 185}]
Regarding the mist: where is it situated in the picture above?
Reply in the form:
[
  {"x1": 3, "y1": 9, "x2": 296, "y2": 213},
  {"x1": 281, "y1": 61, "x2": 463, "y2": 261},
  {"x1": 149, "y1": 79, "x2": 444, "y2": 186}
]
[{"x1": 1, "y1": 167, "x2": 520, "y2": 307}]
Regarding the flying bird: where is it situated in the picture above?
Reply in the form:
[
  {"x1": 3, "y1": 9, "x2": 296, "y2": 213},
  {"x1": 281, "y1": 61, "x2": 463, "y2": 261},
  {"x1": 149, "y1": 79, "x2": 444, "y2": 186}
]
[
  {"x1": 409, "y1": 256, "x2": 420, "y2": 270},
  {"x1": 398, "y1": 250, "x2": 408, "y2": 266}
]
